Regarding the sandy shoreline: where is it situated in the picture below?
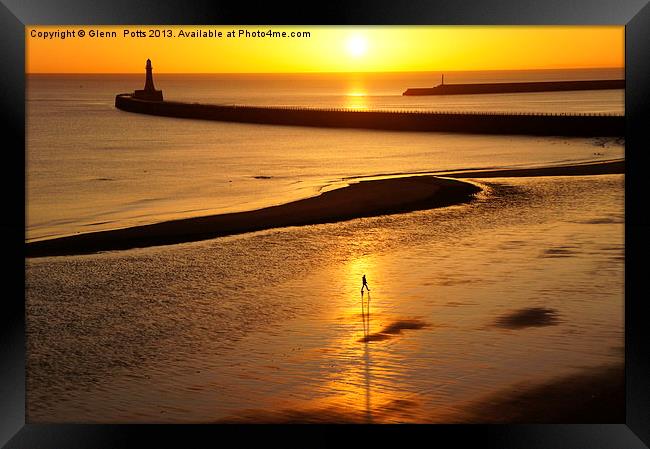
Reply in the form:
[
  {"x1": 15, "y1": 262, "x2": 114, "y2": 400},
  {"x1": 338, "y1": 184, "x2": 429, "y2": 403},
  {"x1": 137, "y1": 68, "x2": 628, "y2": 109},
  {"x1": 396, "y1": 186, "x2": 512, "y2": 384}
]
[
  {"x1": 214, "y1": 363, "x2": 623, "y2": 423},
  {"x1": 26, "y1": 176, "x2": 480, "y2": 258},
  {"x1": 345, "y1": 158, "x2": 624, "y2": 181},
  {"x1": 450, "y1": 363, "x2": 624, "y2": 423},
  {"x1": 26, "y1": 159, "x2": 623, "y2": 258},
  {"x1": 441, "y1": 158, "x2": 624, "y2": 178}
]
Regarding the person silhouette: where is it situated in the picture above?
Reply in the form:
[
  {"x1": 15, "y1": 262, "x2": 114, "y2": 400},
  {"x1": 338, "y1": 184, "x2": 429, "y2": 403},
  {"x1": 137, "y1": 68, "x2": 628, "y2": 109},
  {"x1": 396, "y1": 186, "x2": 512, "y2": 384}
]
[{"x1": 361, "y1": 274, "x2": 370, "y2": 293}]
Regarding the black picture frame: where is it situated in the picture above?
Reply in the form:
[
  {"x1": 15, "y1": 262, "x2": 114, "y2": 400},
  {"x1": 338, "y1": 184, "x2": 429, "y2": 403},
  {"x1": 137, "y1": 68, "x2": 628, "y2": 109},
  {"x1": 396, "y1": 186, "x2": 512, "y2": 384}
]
[{"x1": 2, "y1": 0, "x2": 649, "y2": 447}]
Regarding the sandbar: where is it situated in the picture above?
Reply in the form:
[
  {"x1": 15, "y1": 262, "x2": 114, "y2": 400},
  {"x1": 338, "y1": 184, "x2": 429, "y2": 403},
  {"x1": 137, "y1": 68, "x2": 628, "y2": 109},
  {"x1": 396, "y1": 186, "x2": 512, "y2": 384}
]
[{"x1": 26, "y1": 176, "x2": 480, "y2": 258}]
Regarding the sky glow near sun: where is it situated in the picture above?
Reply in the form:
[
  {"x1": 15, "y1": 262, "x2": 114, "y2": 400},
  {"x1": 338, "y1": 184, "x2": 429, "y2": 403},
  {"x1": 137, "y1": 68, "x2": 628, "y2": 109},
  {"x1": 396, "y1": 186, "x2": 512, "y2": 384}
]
[
  {"x1": 346, "y1": 35, "x2": 368, "y2": 58},
  {"x1": 26, "y1": 26, "x2": 624, "y2": 73}
]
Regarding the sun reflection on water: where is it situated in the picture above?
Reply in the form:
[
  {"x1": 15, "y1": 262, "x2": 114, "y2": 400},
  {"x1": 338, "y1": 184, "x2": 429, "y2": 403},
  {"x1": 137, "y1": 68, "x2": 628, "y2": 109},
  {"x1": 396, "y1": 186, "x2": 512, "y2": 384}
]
[
  {"x1": 345, "y1": 92, "x2": 368, "y2": 110},
  {"x1": 289, "y1": 252, "x2": 424, "y2": 423}
]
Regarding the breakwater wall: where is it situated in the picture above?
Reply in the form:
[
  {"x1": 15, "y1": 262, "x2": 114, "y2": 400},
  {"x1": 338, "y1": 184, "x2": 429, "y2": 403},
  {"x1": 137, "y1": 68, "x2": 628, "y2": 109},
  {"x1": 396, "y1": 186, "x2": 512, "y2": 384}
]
[
  {"x1": 115, "y1": 94, "x2": 624, "y2": 136},
  {"x1": 403, "y1": 79, "x2": 625, "y2": 96}
]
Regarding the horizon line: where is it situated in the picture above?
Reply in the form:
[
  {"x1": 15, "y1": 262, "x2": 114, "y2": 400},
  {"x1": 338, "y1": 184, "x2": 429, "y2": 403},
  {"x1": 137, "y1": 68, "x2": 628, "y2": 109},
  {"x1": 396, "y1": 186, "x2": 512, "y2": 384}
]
[{"x1": 26, "y1": 66, "x2": 625, "y2": 76}]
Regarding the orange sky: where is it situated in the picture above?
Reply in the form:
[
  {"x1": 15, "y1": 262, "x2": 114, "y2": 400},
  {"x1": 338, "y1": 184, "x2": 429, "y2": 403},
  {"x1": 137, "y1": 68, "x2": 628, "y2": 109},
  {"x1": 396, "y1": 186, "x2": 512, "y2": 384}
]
[{"x1": 26, "y1": 26, "x2": 624, "y2": 73}]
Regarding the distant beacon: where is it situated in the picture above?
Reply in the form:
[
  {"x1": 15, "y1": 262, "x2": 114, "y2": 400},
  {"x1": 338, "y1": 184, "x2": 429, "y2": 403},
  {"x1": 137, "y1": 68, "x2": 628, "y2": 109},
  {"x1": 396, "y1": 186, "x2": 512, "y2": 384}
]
[{"x1": 133, "y1": 59, "x2": 163, "y2": 101}]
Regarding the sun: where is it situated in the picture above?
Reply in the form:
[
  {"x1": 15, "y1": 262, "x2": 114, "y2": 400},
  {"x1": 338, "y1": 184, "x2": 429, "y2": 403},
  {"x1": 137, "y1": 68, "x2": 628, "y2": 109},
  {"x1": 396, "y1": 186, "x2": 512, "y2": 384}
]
[{"x1": 346, "y1": 36, "x2": 368, "y2": 58}]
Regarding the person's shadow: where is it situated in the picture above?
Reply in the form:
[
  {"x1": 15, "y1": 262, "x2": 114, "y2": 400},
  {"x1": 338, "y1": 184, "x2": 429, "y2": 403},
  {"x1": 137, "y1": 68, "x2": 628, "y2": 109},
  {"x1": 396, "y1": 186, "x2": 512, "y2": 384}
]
[{"x1": 361, "y1": 291, "x2": 372, "y2": 423}]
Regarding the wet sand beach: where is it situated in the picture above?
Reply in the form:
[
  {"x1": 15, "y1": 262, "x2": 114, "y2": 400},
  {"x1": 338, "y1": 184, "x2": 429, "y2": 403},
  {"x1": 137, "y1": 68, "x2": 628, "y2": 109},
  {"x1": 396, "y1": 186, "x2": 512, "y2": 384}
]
[
  {"x1": 26, "y1": 168, "x2": 624, "y2": 423},
  {"x1": 451, "y1": 363, "x2": 624, "y2": 423},
  {"x1": 215, "y1": 363, "x2": 624, "y2": 423}
]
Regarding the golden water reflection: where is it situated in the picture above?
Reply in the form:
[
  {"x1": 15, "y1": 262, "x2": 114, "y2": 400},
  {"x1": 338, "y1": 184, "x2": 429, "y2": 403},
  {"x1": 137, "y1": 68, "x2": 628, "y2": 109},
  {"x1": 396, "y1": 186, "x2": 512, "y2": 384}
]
[
  {"x1": 291, "y1": 253, "x2": 427, "y2": 423},
  {"x1": 345, "y1": 92, "x2": 368, "y2": 110},
  {"x1": 305, "y1": 287, "x2": 426, "y2": 423},
  {"x1": 361, "y1": 292, "x2": 372, "y2": 423}
]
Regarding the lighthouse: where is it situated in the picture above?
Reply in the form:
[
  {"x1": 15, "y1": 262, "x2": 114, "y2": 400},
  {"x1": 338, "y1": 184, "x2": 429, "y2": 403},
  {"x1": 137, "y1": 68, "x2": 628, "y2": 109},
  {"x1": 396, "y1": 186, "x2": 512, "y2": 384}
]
[
  {"x1": 144, "y1": 59, "x2": 156, "y2": 91},
  {"x1": 134, "y1": 59, "x2": 163, "y2": 101}
]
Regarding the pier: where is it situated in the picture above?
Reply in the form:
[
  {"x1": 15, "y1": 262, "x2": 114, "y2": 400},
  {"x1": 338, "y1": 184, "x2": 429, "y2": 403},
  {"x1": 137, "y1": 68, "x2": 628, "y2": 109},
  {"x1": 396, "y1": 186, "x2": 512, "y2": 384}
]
[
  {"x1": 115, "y1": 94, "x2": 623, "y2": 137},
  {"x1": 402, "y1": 79, "x2": 625, "y2": 96}
]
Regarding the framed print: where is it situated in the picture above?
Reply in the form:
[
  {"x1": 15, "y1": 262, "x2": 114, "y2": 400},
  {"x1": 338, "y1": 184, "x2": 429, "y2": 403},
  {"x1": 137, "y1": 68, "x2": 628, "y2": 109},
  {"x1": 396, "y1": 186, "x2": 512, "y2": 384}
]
[{"x1": 2, "y1": 0, "x2": 649, "y2": 447}]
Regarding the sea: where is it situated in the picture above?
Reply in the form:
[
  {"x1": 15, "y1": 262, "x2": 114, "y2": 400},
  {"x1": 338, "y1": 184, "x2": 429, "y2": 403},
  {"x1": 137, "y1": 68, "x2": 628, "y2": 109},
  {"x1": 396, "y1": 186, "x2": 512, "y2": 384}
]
[{"x1": 26, "y1": 68, "x2": 625, "y2": 422}]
